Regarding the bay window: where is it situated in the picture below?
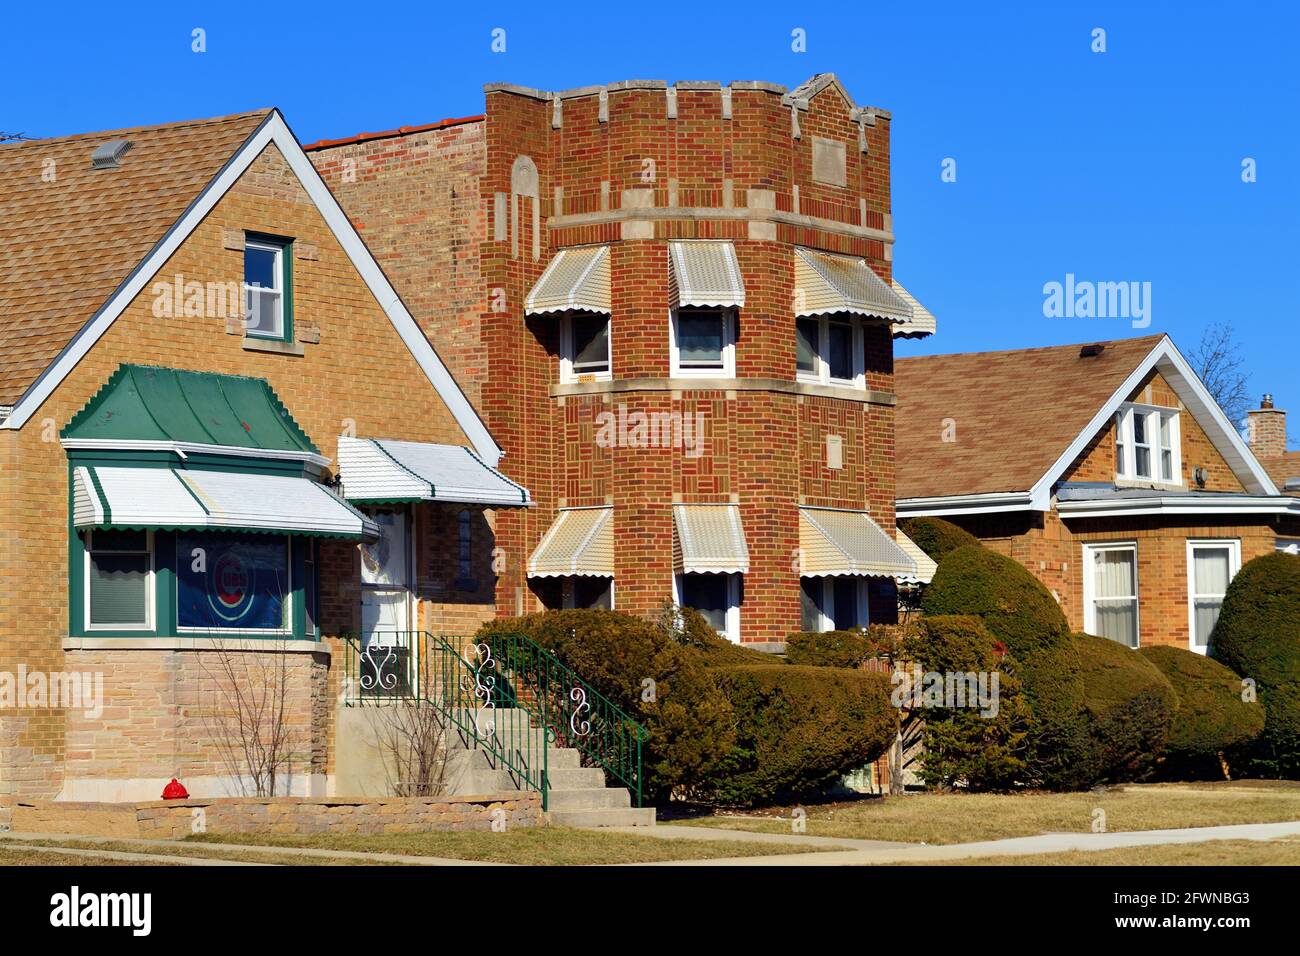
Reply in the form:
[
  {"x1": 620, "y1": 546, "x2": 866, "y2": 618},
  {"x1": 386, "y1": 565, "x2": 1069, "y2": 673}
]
[
  {"x1": 85, "y1": 530, "x2": 154, "y2": 631},
  {"x1": 1114, "y1": 404, "x2": 1180, "y2": 483},
  {"x1": 176, "y1": 533, "x2": 292, "y2": 633}
]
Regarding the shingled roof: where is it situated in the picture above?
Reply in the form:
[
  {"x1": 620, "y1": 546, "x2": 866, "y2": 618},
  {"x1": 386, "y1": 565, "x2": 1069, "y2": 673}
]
[
  {"x1": 0, "y1": 109, "x2": 272, "y2": 406},
  {"x1": 895, "y1": 335, "x2": 1167, "y2": 500}
]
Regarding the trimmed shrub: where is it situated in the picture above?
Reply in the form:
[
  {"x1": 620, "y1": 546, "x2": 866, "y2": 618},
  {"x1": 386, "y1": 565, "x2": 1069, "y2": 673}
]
[
  {"x1": 1209, "y1": 553, "x2": 1300, "y2": 777},
  {"x1": 785, "y1": 629, "x2": 881, "y2": 668},
  {"x1": 900, "y1": 616, "x2": 1030, "y2": 791},
  {"x1": 899, "y1": 516, "x2": 981, "y2": 563},
  {"x1": 699, "y1": 664, "x2": 896, "y2": 806},
  {"x1": 475, "y1": 609, "x2": 734, "y2": 803},
  {"x1": 1074, "y1": 633, "x2": 1177, "y2": 783},
  {"x1": 661, "y1": 603, "x2": 778, "y2": 667},
  {"x1": 1012, "y1": 639, "x2": 1094, "y2": 789},
  {"x1": 921, "y1": 545, "x2": 1070, "y2": 658},
  {"x1": 1139, "y1": 645, "x2": 1265, "y2": 779}
]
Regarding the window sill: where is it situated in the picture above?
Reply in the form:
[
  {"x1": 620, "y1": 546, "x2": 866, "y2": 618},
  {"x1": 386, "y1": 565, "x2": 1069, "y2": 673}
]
[
  {"x1": 64, "y1": 636, "x2": 329, "y2": 654},
  {"x1": 1115, "y1": 478, "x2": 1185, "y2": 491},
  {"x1": 242, "y1": 337, "x2": 304, "y2": 356}
]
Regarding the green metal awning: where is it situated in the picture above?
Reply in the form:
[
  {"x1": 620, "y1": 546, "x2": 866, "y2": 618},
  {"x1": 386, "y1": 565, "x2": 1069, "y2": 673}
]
[{"x1": 61, "y1": 364, "x2": 319, "y2": 456}]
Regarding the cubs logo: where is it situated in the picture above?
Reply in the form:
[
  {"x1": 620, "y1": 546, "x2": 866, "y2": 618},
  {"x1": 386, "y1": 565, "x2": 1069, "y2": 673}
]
[{"x1": 209, "y1": 550, "x2": 254, "y2": 622}]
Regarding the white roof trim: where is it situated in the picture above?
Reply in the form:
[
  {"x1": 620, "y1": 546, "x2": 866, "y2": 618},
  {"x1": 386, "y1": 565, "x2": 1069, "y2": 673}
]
[
  {"x1": 2, "y1": 112, "x2": 503, "y2": 467},
  {"x1": 896, "y1": 491, "x2": 1041, "y2": 517},
  {"x1": 60, "y1": 438, "x2": 330, "y2": 469},
  {"x1": 1057, "y1": 494, "x2": 1300, "y2": 520}
]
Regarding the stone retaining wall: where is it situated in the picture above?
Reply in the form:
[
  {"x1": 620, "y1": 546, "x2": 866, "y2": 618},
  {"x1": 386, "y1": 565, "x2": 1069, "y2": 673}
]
[{"x1": 1, "y1": 793, "x2": 541, "y2": 840}]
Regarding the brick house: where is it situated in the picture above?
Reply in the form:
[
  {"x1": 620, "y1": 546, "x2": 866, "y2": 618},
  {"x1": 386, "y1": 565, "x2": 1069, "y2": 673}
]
[
  {"x1": 0, "y1": 110, "x2": 530, "y2": 801},
  {"x1": 309, "y1": 74, "x2": 936, "y2": 648},
  {"x1": 895, "y1": 335, "x2": 1300, "y2": 651}
]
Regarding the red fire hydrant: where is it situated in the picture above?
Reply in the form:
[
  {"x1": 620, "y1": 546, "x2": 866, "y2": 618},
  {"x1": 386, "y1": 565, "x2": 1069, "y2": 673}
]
[{"x1": 162, "y1": 778, "x2": 189, "y2": 800}]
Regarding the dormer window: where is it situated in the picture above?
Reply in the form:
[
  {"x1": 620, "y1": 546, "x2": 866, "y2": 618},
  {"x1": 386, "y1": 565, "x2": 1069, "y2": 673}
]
[
  {"x1": 560, "y1": 313, "x2": 611, "y2": 382},
  {"x1": 1115, "y1": 404, "x2": 1180, "y2": 483},
  {"x1": 795, "y1": 315, "x2": 865, "y2": 388}
]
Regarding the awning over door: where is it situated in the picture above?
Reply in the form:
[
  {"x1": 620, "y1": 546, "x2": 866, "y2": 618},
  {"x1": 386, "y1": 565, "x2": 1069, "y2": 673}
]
[
  {"x1": 793, "y1": 247, "x2": 913, "y2": 323},
  {"x1": 528, "y1": 507, "x2": 614, "y2": 578},
  {"x1": 894, "y1": 528, "x2": 938, "y2": 584},
  {"x1": 798, "y1": 507, "x2": 916, "y2": 577},
  {"x1": 72, "y1": 466, "x2": 378, "y2": 540},
  {"x1": 525, "y1": 246, "x2": 611, "y2": 315},
  {"x1": 668, "y1": 241, "x2": 745, "y2": 309},
  {"x1": 337, "y1": 437, "x2": 531, "y2": 507},
  {"x1": 673, "y1": 504, "x2": 749, "y2": 574}
]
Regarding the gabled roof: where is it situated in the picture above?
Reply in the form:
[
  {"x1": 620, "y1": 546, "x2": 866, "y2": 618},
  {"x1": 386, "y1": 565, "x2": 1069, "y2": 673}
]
[
  {"x1": 0, "y1": 110, "x2": 503, "y2": 466},
  {"x1": 896, "y1": 335, "x2": 1278, "y2": 511},
  {"x1": 0, "y1": 110, "x2": 271, "y2": 407}
]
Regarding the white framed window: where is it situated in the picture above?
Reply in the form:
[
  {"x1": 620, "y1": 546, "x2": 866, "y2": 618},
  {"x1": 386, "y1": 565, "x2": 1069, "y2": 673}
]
[
  {"x1": 800, "y1": 576, "x2": 870, "y2": 632},
  {"x1": 1276, "y1": 539, "x2": 1300, "y2": 556},
  {"x1": 1083, "y1": 542, "x2": 1140, "y2": 647},
  {"x1": 1186, "y1": 540, "x2": 1240, "y2": 654},
  {"x1": 795, "y1": 314, "x2": 866, "y2": 388},
  {"x1": 559, "y1": 313, "x2": 611, "y2": 382},
  {"x1": 84, "y1": 529, "x2": 155, "y2": 631},
  {"x1": 562, "y1": 576, "x2": 614, "y2": 610},
  {"x1": 1114, "y1": 403, "x2": 1181, "y2": 484},
  {"x1": 674, "y1": 571, "x2": 742, "y2": 642},
  {"x1": 670, "y1": 307, "x2": 735, "y2": 378},
  {"x1": 243, "y1": 238, "x2": 287, "y2": 340}
]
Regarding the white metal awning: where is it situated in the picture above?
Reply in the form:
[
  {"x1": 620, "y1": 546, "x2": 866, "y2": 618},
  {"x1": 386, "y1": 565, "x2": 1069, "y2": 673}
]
[
  {"x1": 673, "y1": 504, "x2": 749, "y2": 574},
  {"x1": 528, "y1": 507, "x2": 614, "y2": 577},
  {"x1": 337, "y1": 437, "x2": 531, "y2": 507},
  {"x1": 793, "y1": 247, "x2": 913, "y2": 323},
  {"x1": 894, "y1": 528, "x2": 938, "y2": 584},
  {"x1": 525, "y1": 246, "x2": 611, "y2": 315},
  {"x1": 798, "y1": 507, "x2": 916, "y2": 578},
  {"x1": 668, "y1": 241, "x2": 745, "y2": 309},
  {"x1": 72, "y1": 466, "x2": 378, "y2": 540},
  {"x1": 889, "y1": 280, "x2": 937, "y2": 338}
]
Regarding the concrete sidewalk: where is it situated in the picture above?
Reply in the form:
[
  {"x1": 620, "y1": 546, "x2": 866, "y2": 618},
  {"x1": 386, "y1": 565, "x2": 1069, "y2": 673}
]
[{"x1": 623, "y1": 819, "x2": 1300, "y2": 866}]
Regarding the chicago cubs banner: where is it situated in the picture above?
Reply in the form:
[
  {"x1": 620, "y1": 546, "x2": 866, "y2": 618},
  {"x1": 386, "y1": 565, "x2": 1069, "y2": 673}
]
[{"x1": 176, "y1": 533, "x2": 289, "y2": 630}]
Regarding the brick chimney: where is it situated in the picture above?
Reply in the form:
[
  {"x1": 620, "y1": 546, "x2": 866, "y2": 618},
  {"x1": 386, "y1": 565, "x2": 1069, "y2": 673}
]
[{"x1": 1247, "y1": 394, "x2": 1287, "y2": 459}]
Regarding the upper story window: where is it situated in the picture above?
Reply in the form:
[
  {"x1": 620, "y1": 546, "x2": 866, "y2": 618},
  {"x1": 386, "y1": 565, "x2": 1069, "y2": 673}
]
[
  {"x1": 243, "y1": 235, "x2": 292, "y2": 341},
  {"x1": 1115, "y1": 403, "x2": 1180, "y2": 483},
  {"x1": 560, "y1": 313, "x2": 611, "y2": 382},
  {"x1": 796, "y1": 315, "x2": 865, "y2": 388},
  {"x1": 671, "y1": 307, "x2": 735, "y2": 378}
]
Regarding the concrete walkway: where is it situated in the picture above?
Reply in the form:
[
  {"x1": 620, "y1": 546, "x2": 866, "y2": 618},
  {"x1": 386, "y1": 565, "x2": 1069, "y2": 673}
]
[{"x1": 620, "y1": 819, "x2": 1300, "y2": 866}]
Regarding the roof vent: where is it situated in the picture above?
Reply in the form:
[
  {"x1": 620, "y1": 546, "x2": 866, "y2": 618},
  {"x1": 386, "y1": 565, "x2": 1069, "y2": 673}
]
[
  {"x1": 1079, "y1": 343, "x2": 1106, "y2": 358},
  {"x1": 90, "y1": 139, "x2": 133, "y2": 170}
]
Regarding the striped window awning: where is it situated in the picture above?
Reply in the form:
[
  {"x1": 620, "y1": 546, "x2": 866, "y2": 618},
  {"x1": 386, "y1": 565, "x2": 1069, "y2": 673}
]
[
  {"x1": 668, "y1": 241, "x2": 745, "y2": 309},
  {"x1": 337, "y1": 437, "x2": 531, "y2": 507},
  {"x1": 525, "y1": 246, "x2": 611, "y2": 315},
  {"x1": 894, "y1": 528, "x2": 938, "y2": 584},
  {"x1": 528, "y1": 507, "x2": 614, "y2": 578},
  {"x1": 673, "y1": 504, "x2": 750, "y2": 574},
  {"x1": 793, "y1": 247, "x2": 913, "y2": 323},
  {"x1": 72, "y1": 466, "x2": 378, "y2": 540},
  {"x1": 798, "y1": 507, "x2": 916, "y2": 578}
]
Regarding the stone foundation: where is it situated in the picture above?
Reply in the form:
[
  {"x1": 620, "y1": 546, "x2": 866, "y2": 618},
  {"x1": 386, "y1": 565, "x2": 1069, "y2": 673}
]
[{"x1": 2, "y1": 792, "x2": 541, "y2": 839}]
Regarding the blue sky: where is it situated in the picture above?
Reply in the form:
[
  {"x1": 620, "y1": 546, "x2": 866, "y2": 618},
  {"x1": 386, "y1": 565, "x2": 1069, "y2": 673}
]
[{"x1": 3, "y1": 1, "x2": 1295, "y2": 442}]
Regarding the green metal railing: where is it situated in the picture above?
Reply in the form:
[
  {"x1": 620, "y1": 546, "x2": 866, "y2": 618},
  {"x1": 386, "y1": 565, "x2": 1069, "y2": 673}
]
[
  {"x1": 484, "y1": 631, "x2": 648, "y2": 807},
  {"x1": 341, "y1": 631, "x2": 550, "y2": 809}
]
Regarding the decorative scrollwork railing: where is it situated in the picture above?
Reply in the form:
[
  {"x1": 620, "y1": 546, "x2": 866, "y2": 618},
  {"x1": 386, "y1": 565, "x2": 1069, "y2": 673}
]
[
  {"x1": 341, "y1": 631, "x2": 549, "y2": 809},
  {"x1": 483, "y1": 631, "x2": 648, "y2": 807}
]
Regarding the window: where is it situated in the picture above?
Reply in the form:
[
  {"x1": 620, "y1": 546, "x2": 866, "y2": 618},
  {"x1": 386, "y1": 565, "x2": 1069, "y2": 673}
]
[
  {"x1": 1084, "y1": 543, "x2": 1139, "y2": 647},
  {"x1": 1187, "y1": 541, "x2": 1240, "y2": 653},
  {"x1": 800, "y1": 576, "x2": 869, "y2": 632},
  {"x1": 176, "y1": 532, "x2": 291, "y2": 633},
  {"x1": 677, "y1": 572, "x2": 742, "y2": 642},
  {"x1": 795, "y1": 314, "x2": 865, "y2": 387},
  {"x1": 456, "y1": 509, "x2": 475, "y2": 587},
  {"x1": 565, "y1": 576, "x2": 613, "y2": 610},
  {"x1": 1279, "y1": 539, "x2": 1300, "y2": 556},
  {"x1": 243, "y1": 236, "x2": 292, "y2": 341},
  {"x1": 671, "y1": 308, "x2": 734, "y2": 377},
  {"x1": 1114, "y1": 404, "x2": 1180, "y2": 483},
  {"x1": 560, "y1": 313, "x2": 611, "y2": 381},
  {"x1": 85, "y1": 530, "x2": 153, "y2": 630}
]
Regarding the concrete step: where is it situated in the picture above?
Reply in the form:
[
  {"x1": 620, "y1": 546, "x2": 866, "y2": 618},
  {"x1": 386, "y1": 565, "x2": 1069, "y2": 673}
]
[
  {"x1": 544, "y1": 767, "x2": 607, "y2": 789},
  {"x1": 546, "y1": 806, "x2": 657, "y2": 828},
  {"x1": 545, "y1": 786, "x2": 630, "y2": 811}
]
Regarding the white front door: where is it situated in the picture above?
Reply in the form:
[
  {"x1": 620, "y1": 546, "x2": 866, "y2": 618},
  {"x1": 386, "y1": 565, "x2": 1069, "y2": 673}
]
[{"x1": 360, "y1": 508, "x2": 412, "y2": 646}]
